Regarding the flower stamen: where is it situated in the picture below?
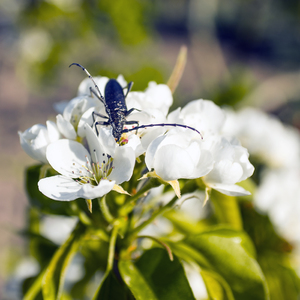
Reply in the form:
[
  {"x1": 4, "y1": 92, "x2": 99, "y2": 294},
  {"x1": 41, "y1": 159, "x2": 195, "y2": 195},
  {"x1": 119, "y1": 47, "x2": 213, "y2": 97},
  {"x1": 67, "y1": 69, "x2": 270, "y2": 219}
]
[{"x1": 70, "y1": 152, "x2": 114, "y2": 187}]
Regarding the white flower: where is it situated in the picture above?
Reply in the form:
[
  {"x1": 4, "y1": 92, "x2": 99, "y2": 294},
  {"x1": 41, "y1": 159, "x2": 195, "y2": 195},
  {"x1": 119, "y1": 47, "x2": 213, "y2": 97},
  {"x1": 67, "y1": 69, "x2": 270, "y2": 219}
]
[
  {"x1": 223, "y1": 107, "x2": 300, "y2": 168},
  {"x1": 38, "y1": 126, "x2": 136, "y2": 201},
  {"x1": 255, "y1": 168, "x2": 300, "y2": 243},
  {"x1": 168, "y1": 99, "x2": 226, "y2": 138},
  {"x1": 145, "y1": 128, "x2": 213, "y2": 181},
  {"x1": 125, "y1": 107, "x2": 170, "y2": 151},
  {"x1": 202, "y1": 136, "x2": 254, "y2": 196},
  {"x1": 126, "y1": 81, "x2": 173, "y2": 116},
  {"x1": 56, "y1": 95, "x2": 100, "y2": 139},
  {"x1": 18, "y1": 121, "x2": 60, "y2": 163}
]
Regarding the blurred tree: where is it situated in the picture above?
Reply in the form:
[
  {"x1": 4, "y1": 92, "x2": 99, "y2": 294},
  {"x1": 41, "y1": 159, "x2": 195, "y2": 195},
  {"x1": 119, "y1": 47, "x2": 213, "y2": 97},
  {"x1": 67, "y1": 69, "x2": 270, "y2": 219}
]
[{"x1": 16, "y1": 0, "x2": 163, "y2": 92}]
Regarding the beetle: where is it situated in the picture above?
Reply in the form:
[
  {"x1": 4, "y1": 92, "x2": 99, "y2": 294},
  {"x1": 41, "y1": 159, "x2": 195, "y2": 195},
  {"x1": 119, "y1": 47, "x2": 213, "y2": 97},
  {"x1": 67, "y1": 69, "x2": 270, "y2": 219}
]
[{"x1": 70, "y1": 63, "x2": 202, "y2": 141}]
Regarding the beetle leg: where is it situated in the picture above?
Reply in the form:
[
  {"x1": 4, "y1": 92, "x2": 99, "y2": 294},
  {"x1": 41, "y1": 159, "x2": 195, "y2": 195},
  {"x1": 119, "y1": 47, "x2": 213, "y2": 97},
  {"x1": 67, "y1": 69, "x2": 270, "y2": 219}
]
[
  {"x1": 125, "y1": 107, "x2": 141, "y2": 116},
  {"x1": 123, "y1": 81, "x2": 134, "y2": 98},
  {"x1": 94, "y1": 121, "x2": 110, "y2": 136},
  {"x1": 124, "y1": 120, "x2": 139, "y2": 126},
  {"x1": 90, "y1": 87, "x2": 105, "y2": 104},
  {"x1": 92, "y1": 111, "x2": 108, "y2": 124}
]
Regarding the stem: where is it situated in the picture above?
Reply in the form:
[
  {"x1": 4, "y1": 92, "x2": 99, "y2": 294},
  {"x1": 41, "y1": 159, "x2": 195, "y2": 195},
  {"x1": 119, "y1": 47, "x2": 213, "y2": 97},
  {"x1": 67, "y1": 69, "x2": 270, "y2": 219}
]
[
  {"x1": 129, "y1": 194, "x2": 178, "y2": 237},
  {"x1": 120, "y1": 178, "x2": 161, "y2": 216},
  {"x1": 39, "y1": 164, "x2": 51, "y2": 179},
  {"x1": 137, "y1": 235, "x2": 173, "y2": 261},
  {"x1": 106, "y1": 224, "x2": 120, "y2": 274},
  {"x1": 70, "y1": 202, "x2": 91, "y2": 226},
  {"x1": 98, "y1": 196, "x2": 114, "y2": 224},
  {"x1": 24, "y1": 268, "x2": 47, "y2": 300},
  {"x1": 128, "y1": 179, "x2": 198, "y2": 238}
]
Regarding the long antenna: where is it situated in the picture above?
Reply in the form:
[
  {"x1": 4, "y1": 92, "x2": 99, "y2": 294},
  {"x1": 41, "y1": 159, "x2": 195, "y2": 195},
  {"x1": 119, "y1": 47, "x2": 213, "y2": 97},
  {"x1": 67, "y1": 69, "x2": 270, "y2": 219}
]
[
  {"x1": 69, "y1": 63, "x2": 104, "y2": 100},
  {"x1": 122, "y1": 123, "x2": 203, "y2": 139}
]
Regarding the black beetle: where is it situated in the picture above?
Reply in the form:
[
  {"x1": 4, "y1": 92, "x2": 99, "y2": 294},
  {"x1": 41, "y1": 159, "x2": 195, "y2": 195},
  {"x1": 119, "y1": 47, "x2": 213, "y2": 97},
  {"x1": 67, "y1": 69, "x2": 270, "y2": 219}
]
[{"x1": 70, "y1": 63, "x2": 202, "y2": 141}]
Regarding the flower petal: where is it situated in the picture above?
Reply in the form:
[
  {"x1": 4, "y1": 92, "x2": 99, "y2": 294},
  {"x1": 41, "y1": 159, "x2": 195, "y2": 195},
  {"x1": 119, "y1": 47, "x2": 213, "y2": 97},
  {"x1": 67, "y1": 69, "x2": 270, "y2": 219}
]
[
  {"x1": 97, "y1": 128, "x2": 117, "y2": 156},
  {"x1": 56, "y1": 114, "x2": 77, "y2": 140},
  {"x1": 145, "y1": 82, "x2": 173, "y2": 115},
  {"x1": 205, "y1": 159, "x2": 244, "y2": 185},
  {"x1": 84, "y1": 124, "x2": 107, "y2": 162},
  {"x1": 46, "y1": 120, "x2": 61, "y2": 142},
  {"x1": 18, "y1": 125, "x2": 49, "y2": 163},
  {"x1": 77, "y1": 76, "x2": 109, "y2": 97},
  {"x1": 207, "y1": 183, "x2": 251, "y2": 196},
  {"x1": 191, "y1": 149, "x2": 214, "y2": 178},
  {"x1": 78, "y1": 179, "x2": 115, "y2": 199},
  {"x1": 145, "y1": 135, "x2": 166, "y2": 170},
  {"x1": 46, "y1": 139, "x2": 91, "y2": 178},
  {"x1": 63, "y1": 97, "x2": 85, "y2": 122},
  {"x1": 38, "y1": 175, "x2": 82, "y2": 201},
  {"x1": 155, "y1": 144, "x2": 196, "y2": 181},
  {"x1": 108, "y1": 146, "x2": 135, "y2": 184},
  {"x1": 77, "y1": 107, "x2": 95, "y2": 137},
  {"x1": 123, "y1": 134, "x2": 144, "y2": 157},
  {"x1": 180, "y1": 99, "x2": 226, "y2": 136},
  {"x1": 116, "y1": 74, "x2": 127, "y2": 87}
]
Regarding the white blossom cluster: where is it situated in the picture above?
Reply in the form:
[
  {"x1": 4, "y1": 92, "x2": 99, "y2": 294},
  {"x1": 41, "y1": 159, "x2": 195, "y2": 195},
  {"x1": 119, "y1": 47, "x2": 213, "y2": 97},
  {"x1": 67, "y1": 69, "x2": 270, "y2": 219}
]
[
  {"x1": 19, "y1": 75, "x2": 254, "y2": 202},
  {"x1": 223, "y1": 107, "x2": 300, "y2": 244}
]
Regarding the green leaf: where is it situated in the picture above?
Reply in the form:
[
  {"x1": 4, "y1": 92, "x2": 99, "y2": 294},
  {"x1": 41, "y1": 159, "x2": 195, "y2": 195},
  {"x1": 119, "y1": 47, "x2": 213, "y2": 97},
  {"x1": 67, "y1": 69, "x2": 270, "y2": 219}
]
[
  {"x1": 70, "y1": 239, "x2": 109, "y2": 299},
  {"x1": 201, "y1": 269, "x2": 235, "y2": 300},
  {"x1": 119, "y1": 248, "x2": 196, "y2": 300},
  {"x1": 164, "y1": 209, "x2": 213, "y2": 235},
  {"x1": 210, "y1": 190, "x2": 243, "y2": 230},
  {"x1": 26, "y1": 231, "x2": 58, "y2": 268},
  {"x1": 119, "y1": 260, "x2": 157, "y2": 300},
  {"x1": 93, "y1": 271, "x2": 133, "y2": 300},
  {"x1": 42, "y1": 222, "x2": 86, "y2": 300},
  {"x1": 240, "y1": 201, "x2": 300, "y2": 300},
  {"x1": 258, "y1": 252, "x2": 300, "y2": 300},
  {"x1": 185, "y1": 227, "x2": 269, "y2": 300}
]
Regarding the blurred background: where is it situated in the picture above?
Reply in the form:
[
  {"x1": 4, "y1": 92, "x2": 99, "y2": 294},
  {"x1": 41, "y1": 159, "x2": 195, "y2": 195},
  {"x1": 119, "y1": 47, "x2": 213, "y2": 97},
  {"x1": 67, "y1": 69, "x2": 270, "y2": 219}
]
[{"x1": 1, "y1": 0, "x2": 300, "y2": 298}]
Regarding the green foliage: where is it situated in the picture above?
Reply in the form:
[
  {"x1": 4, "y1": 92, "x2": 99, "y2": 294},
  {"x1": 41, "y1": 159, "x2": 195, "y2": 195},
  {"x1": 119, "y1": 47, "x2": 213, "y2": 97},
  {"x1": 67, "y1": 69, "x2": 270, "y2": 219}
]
[
  {"x1": 22, "y1": 161, "x2": 298, "y2": 299},
  {"x1": 42, "y1": 222, "x2": 86, "y2": 300},
  {"x1": 14, "y1": 1, "x2": 300, "y2": 299},
  {"x1": 240, "y1": 201, "x2": 300, "y2": 300},
  {"x1": 167, "y1": 226, "x2": 268, "y2": 300},
  {"x1": 22, "y1": 165, "x2": 285, "y2": 300},
  {"x1": 259, "y1": 253, "x2": 300, "y2": 300},
  {"x1": 209, "y1": 70, "x2": 253, "y2": 107},
  {"x1": 17, "y1": 0, "x2": 156, "y2": 91},
  {"x1": 201, "y1": 269, "x2": 235, "y2": 300},
  {"x1": 98, "y1": 0, "x2": 148, "y2": 45},
  {"x1": 94, "y1": 271, "x2": 134, "y2": 300},
  {"x1": 119, "y1": 248, "x2": 195, "y2": 300},
  {"x1": 70, "y1": 238, "x2": 109, "y2": 298},
  {"x1": 184, "y1": 227, "x2": 269, "y2": 300},
  {"x1": 210, "y1": 190, "x2": 243, "y2": 230}
]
